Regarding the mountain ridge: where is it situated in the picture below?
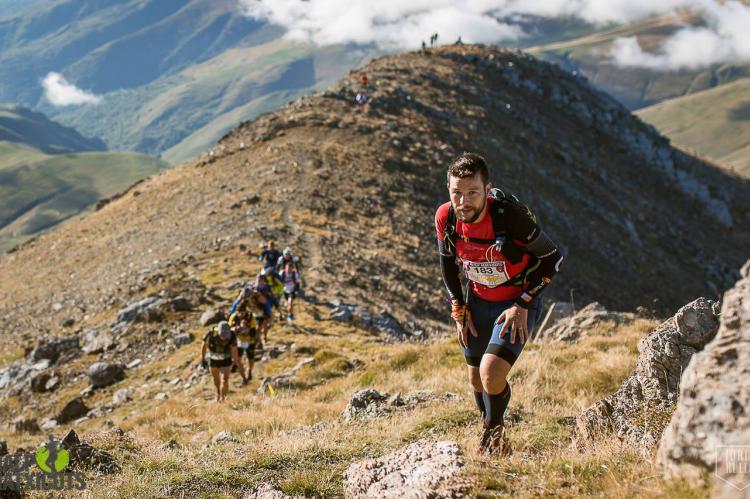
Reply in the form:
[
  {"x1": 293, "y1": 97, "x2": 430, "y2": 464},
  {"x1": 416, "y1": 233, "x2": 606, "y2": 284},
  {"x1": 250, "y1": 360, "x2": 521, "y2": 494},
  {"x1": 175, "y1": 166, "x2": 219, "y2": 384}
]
[{"x1": 1, "y1": 43, "x2": 748, "y2": 346}]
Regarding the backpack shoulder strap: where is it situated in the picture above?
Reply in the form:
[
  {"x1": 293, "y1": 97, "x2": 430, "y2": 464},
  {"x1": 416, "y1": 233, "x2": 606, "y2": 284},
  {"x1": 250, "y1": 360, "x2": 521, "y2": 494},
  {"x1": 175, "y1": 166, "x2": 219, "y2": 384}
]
[
  {"x1": 487, "y1": 188, "x2": 532, "y2": 265},
  {"x1": 442, "y1": 205, "x2": 457, "y2": 256}
]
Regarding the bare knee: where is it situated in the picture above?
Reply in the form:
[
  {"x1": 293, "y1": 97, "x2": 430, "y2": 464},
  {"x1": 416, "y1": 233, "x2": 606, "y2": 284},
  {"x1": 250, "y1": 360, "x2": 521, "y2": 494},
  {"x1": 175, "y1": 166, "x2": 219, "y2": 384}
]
[
  {"x1": 479, "y1": 356, "x2": 510, "y2": 394},
  {"x1": 467, "y1": 366, "x2": 483, "y2": 392}
]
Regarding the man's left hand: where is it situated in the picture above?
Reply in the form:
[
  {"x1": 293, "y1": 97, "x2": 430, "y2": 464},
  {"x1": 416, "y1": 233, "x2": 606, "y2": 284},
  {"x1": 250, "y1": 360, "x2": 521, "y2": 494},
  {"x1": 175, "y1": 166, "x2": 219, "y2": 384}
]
[{"x1": 497, "y1": 305, "x2": 529, "y2": 344}]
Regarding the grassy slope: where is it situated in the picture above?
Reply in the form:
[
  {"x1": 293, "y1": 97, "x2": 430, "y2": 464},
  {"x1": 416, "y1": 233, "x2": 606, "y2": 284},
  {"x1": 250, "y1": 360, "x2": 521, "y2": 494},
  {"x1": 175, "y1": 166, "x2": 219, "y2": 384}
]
[
  {"x1": 636, "y1": 77, "x2": 750, "y2": 178},
  {"x1": 0, "y1": 150, "x2": 167, "y2": 252},
  {"x1": 162, "y1": 42, "x2": 376, "y2": 164},
  {"x1": 0, "y1": 261, "x2": 700, "y2": 496},
  {"x1": 53, "y1": 39, "x2": 380, "y2": 162},
  {"x1": 0, "y1": 104, "x2": 105, "y2": 154}
]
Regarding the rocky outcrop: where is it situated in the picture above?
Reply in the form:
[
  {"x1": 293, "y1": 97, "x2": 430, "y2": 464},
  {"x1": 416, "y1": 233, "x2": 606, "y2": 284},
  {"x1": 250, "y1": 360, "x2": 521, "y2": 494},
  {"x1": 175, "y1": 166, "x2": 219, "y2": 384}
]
[
  {"x1": 328, "y1": 300, "x2": 405, "y2": 339},
  {"x1": 199, "y1": 309, "x2": 225, "y2": 327},
  {"x1": 576, "y1": 298, "x2": 720, "y2": 453},
  {"x1": 28, "y1": 336, "x2": 79, "y2": 364},
  {"x1": 342, "y1": 389, "x2": 460, "y2": 422},
  {"x1": 87, "y1": 362, "x2": 125, "y2": 388},
  {"x1": 60, "y1": 429, "x2": 119, "y2": 474},
  {"x1": 344, "y1": 439, "x2": 467, "y2": 498},
  {"x1": 537, "y1": 302, "x2": 635, "y2": 342},
  {"x1": 115, "y1": 296, "x2": 165, "y2": 324},
  {"x1": 533, "y1": 301, "x2": 573, "y2": 340},
  {"x1": 657, "y1": 261, "x2": 750, "y2": 495},
  {"x1": 56, "y1": 397, "x2": 89, "y2": 424}
]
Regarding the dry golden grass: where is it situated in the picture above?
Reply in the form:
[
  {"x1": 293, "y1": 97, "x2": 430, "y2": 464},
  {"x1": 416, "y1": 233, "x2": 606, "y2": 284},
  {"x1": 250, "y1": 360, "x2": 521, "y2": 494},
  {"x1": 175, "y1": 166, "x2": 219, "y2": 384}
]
[{"x1": 14, "y1": 304, "x2": 715, "y2": 498}]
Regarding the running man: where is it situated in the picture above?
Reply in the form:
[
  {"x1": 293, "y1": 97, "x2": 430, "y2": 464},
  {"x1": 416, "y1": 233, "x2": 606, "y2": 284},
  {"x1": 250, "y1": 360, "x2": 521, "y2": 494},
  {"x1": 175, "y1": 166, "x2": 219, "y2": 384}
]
[
  {"x1": 228, "y1": 309, "x2": 258, "y2": 383},
  {"x1": 435, "y1": 153, "x2": 564, "y2": 454},
  {"x1": 279, "y1": 262, "x2": 301, "y2": 322},
  {"x1": 200, "y1": 321, "x2": 246, "y2": 402},
  {"x1": 258, "y1": 240, "x2": 282, "y2": 271}
]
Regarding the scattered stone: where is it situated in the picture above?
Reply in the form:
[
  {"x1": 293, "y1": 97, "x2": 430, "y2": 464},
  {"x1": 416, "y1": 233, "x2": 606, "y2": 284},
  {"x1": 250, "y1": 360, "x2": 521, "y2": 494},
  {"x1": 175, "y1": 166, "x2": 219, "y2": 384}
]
[
  {"x1": 112, "y1": 388, "x2": 134, "y2": 406},
  {"x1": 45, "y1": 376, "x2": 60, "y2": 392},
  {"x1": 168, "y1": 296, "x2": 192, "y2": 312},
  {"x1": 57, "y1": 397, "x2": 90, "y2": 424},
  {"x1": 116, "y1": 296, "x2": 165, "y2": 324},
  {"x1": 173, "y1": 332, "x2": 194, "y2": 347},
  {"x1": 199, "y1": 309, "x2": 224, "y2": 326},
  {"x1": 344, "y1": 439, "x2": 467, "y2": 498},
  {"x1": 154, "y1": 392, "x2": 169, "y2": 401},
  {"x1": 244, "y1": 483, "x2": 299, "y2": 499},
  {"x1": 343, "y1": 389, "x2": 458, "y2": 421},
  {"x1": 30, "y1": 371, "x2": 53, "y2": 393},
  {"x1": 82, "y1": 332, "x2": 116, "y2": 354},
  {"x1": 28, "y1": 337, "x2": 79, "y2": 364},
  {"x1": 40, "y1": 418, "x2": 58, "y2": 431},
  {"x1": 87, "y1": 362, "x2": 125, "y2": 388},
  {"x1": 257, "y1": 375, "x2": 295, "y2": 394},
  {"x1": 537, "y1": 302, "x2": 635, "y2": 342},
  {"x1": 211, "y1": 431, "x2": 237, "y2": 445},
  {"x1": 576, "y1": 298, "x2": 720, "y2": 454},
  {"x1": 328, "y1": 300, "x2": 405, "y2": 339},
  {"x1": 656, "y1": 261, "x2": 750, "y2": 494},
  {"x1": 61, "y1": 318, "x2": 75, "y2": 328},
  {"x1": 126, "y1": 358, "x2": 142, "y2": 369}
]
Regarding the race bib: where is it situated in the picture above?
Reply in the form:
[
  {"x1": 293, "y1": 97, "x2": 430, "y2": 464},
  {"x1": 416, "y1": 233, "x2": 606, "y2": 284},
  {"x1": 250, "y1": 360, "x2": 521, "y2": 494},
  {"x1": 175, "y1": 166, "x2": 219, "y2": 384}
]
[
  {"x1": 238, "y1": 340, "x2": 251, "y2": 349},
  {"x1": 209, "y1": 351, "x2": 230, "y2": 361},
  {"x1": 463, "y1": 260, "x2": 510, "y2": 288}
]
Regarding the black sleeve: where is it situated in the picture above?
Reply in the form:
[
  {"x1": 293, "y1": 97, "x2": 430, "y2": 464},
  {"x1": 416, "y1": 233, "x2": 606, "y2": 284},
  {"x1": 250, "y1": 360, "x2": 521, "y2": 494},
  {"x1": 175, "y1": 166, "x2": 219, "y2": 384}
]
[
  {"x1": 438, "y1": 238, "x2": 464, "y2": 305},
  {"x1": 504, "y1": 203, "x2": 564, "y2": 308}
]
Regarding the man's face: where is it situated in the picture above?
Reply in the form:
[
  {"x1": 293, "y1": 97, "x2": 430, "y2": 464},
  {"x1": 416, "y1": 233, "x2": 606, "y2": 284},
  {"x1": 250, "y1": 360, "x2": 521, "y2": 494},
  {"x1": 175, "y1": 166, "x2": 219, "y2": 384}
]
[{"x1": 448, "y1": 174, "x2": 489, "y2": 223}]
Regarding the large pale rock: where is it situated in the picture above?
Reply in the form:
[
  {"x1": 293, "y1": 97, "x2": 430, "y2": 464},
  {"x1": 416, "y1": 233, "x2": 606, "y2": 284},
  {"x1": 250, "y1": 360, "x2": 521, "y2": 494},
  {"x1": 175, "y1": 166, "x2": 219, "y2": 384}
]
[
  {"x1": 657, "y1": 261, "x2": 750, "y2": 496},
  {"x1": 537, "y1": 302, "x2": 634, "y2": 342},
  {"x1": 199, "y1": 309, "x2": 225, "y2": 326},
  {"x1": 576, "y1": 298, "x2": 720, "y2": 453},
  {"x1": 344, "y1": 440, "x2": 467, "y2": 498}
]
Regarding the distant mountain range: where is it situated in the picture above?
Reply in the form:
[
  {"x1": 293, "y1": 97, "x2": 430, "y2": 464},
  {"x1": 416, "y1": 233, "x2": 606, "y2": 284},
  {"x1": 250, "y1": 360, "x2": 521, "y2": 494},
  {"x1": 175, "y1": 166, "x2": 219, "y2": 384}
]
[
  {"x1": 0, "y1": 104, "x2": 104, "y2": 153},
  {"x1": 0, "y1": 104, "x2": 166, "y2": 253}
]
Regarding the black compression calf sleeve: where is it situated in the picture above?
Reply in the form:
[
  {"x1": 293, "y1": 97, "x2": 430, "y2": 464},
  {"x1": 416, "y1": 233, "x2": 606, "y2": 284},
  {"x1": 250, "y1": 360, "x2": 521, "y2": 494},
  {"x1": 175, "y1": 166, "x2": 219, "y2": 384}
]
[
  {"x1": 474, "y1": 391, "x2": 486, "y2": 417},
  {"x1": 483, "y1": 382, "x2": 511, "y2": 427}
]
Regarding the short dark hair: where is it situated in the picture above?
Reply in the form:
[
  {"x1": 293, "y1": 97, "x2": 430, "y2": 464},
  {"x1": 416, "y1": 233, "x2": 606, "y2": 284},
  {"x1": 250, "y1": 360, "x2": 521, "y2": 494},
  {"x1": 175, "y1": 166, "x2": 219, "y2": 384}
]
[{"x1": 447, "y1": 152, "x2": 489, "y2": 185}]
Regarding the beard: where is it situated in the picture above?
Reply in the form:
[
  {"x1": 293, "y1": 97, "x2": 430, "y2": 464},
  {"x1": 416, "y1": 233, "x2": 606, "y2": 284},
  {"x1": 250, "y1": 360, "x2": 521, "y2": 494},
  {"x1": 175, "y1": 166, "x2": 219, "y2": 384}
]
[{"x1": 455, "y1": 197, "x2": 487, "y2": 224}]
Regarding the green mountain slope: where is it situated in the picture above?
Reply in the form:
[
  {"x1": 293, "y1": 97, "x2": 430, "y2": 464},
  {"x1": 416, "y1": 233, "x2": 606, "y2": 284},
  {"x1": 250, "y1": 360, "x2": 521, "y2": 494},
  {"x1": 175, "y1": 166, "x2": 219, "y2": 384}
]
[
  {"x1": 0, "y1": 148, "x2": 167, "y2": 253},
  {"x1": 0, "y1": 104, "x2": 105, "y2": 153},
  {"x1": 636, "y1": 77, "x2": 750, "y2": 177},
  {"x1": 530, "y1": 14, "x2": 750, "y2": 109},
  {"x1": 51, "y1": 38, "x2": 379, "y2": 162}
]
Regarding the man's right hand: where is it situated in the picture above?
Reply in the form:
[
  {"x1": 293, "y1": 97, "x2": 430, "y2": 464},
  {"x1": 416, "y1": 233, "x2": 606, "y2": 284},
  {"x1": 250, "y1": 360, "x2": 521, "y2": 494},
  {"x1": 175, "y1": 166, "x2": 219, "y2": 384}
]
[{"x1": 453, "y1": 307, "x2": 478, "y2": 349}]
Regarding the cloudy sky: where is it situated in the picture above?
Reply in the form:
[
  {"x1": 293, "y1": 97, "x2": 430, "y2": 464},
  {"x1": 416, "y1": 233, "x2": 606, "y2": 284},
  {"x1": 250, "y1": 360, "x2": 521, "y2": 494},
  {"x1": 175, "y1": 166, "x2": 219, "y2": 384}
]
[{"x1": 240, "y1": 0, "x2": 750, "y2": 70}]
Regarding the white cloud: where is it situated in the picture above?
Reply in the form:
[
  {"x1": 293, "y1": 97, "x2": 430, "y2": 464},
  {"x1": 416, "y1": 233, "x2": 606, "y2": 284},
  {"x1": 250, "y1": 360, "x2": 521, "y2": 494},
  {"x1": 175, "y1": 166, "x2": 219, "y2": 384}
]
[
  {"x1": 609, "y1": 1, "x2": 750, "y2": 69},
  {"x1": 41, "y1": 72, "x2": 101, "y2": 106},
  {"x1": 238, "y1": 0, "x2": 750, "y2": 70}
]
